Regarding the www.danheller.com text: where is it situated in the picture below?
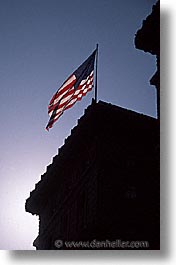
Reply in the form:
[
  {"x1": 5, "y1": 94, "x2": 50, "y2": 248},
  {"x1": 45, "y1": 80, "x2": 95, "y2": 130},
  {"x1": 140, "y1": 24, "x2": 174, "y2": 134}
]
[{"x1": 54, "y1": 239, "x2": 149, "y2": 249}]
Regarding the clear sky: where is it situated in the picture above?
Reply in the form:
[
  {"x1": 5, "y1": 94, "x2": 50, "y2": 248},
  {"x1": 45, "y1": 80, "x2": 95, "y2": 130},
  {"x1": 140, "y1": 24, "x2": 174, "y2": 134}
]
[{"x1": 0, "y1": 0, "x2": 157, "y2": 250}]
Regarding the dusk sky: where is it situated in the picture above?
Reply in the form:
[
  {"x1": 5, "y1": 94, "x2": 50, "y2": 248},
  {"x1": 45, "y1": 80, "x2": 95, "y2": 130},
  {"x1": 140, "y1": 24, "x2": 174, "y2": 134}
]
[{"x1": 0, "y1": 0, "x2": 157, "y2": 250}]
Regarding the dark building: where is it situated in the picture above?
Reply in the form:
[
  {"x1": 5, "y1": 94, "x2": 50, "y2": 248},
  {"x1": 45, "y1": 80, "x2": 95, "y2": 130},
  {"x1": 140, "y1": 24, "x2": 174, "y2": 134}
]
[
  {"x1": 135, "y1": 0, "x2": 160, "y2": 118},
  {"x1": 26, "y1": 1, "x2": 160, "y2": 250},
  {"x1": 26, "y1": 100, "x2": 159, "y2": 250}
]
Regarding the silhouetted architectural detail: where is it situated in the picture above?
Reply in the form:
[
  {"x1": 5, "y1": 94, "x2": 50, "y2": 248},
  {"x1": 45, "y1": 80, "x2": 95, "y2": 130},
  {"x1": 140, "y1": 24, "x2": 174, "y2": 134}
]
[
  {"x1": 26, "y1": 101, "x2": 160, "y2": 250},
  {"x1": 135, "y1": 0, "x2": 160, "y2": 118}
]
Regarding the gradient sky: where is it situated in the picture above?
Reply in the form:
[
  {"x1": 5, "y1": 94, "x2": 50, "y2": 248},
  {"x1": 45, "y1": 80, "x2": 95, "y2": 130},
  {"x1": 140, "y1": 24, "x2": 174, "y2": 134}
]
[{"x1": 0, "y1": 0, "x2": 157, "y2": 250}]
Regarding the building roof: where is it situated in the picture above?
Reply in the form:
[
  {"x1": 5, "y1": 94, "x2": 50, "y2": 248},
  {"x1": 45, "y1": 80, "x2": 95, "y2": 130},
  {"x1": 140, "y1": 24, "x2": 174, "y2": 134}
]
[{"x1": 25, "y1": 100, "x2": 158, "y2": 215}]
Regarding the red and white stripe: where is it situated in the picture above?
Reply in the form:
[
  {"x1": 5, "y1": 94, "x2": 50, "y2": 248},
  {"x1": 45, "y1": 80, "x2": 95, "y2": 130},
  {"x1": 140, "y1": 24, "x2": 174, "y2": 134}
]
[
  {"x1": 48, "y1": 74, "x2": 76, "y2": 117},
  {"x1": 48, "y1": 71, "x2": 94, "y2": 126}
]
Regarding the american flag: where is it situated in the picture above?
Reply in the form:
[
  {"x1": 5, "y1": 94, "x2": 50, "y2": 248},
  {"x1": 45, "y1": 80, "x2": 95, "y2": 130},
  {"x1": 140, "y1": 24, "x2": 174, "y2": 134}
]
[{"x1": 46, "y1": 49, "x2": 97, "y2": 131}]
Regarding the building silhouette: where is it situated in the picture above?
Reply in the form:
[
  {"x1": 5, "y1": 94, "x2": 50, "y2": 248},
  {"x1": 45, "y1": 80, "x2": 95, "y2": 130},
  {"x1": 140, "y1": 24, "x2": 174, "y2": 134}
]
[
  {"x1": 135, "y1": 0, "x2": 160, "y2": 118},
  {"x1": 26, "y1": 101, "x2": 159, "y2": 250},
  {"x1": 25, "y1": 1, "x2": 160, "y2": 250}
]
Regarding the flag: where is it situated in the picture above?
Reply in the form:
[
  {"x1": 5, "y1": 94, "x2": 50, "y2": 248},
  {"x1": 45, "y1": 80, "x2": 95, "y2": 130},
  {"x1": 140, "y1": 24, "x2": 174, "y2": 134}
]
[{"x1": 46, "y1": 49, "x2": 97, "y2": 131}]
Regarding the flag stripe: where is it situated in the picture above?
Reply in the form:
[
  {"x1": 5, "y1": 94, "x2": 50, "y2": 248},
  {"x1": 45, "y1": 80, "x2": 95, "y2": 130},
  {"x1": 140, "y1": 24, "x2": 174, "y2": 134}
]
[
  {"x1": 46, "y1": 73, "x2": 94, "y2": 129},
  {"x1": 54, "y1": 73, "x2": 93, "y2": 115},
  {"x1": 48, "y1": 75, "x2": 76, "y2": 113},
  {"x1": 46, "y1": 49, "x2": 96, "y2": 130},
  {"x1": 48, "y1": 87, "x2": 75, "y2": 116},
  {"x1": 49, "y1": 72, "x2": 94, "y2": 117}
]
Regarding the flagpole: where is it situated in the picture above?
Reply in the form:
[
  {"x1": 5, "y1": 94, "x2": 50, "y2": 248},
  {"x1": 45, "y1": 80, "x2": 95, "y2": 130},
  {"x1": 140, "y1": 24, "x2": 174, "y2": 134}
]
[{"x1": 95, "y1": 44, "x2": 98, "y2": 103}]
